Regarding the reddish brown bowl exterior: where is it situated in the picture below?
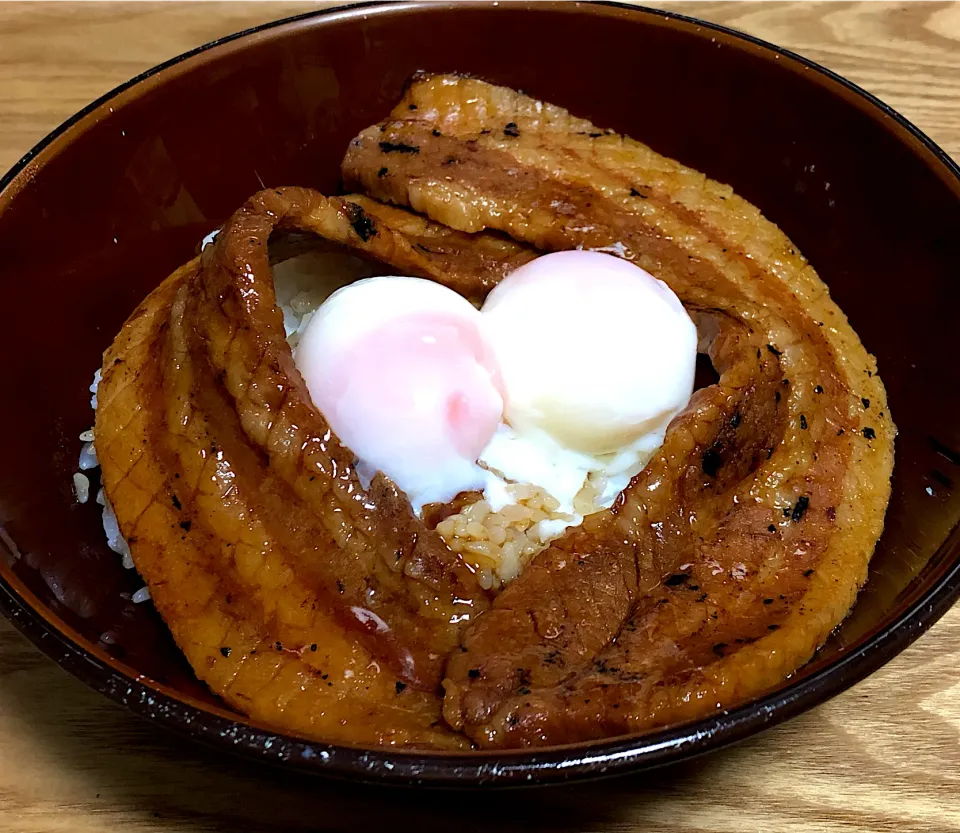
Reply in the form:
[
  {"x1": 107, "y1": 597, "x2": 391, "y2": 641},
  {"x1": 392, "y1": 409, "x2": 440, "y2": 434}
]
[{"x1": 1, "y1": 1, "x2": 959, "y2": 786}]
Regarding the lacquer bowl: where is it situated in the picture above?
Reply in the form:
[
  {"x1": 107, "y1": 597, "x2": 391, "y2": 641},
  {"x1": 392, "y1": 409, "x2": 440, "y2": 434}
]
[{"x1": 0, "y1": 1, "x2": 958, "y2": 785}]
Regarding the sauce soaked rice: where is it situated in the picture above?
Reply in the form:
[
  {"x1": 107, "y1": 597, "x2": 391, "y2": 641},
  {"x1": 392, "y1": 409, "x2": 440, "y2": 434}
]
[{"x1": 434, "y1": 477, "x2": 608, "y2": 588}]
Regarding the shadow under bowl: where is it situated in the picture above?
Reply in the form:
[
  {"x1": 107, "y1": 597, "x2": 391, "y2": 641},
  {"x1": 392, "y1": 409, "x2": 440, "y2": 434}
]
[{"x1": 0, "y1": 0, "x2": 959, "y2": 786}]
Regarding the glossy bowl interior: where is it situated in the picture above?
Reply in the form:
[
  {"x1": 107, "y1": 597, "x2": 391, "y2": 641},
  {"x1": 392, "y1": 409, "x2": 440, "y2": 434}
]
[{"x1": 1, "y1": 1, "x2": 959, "y2": 786}]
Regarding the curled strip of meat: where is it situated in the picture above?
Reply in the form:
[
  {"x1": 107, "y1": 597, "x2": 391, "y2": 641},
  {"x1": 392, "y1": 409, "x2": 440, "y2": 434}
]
[
  {"x1": 95, "y1": 188, "x2": 534, "y2": 747},
  {"x1": 188, "y1": 188, "x2": 492, "y2": 688},
  {"x1": 442, "y1": 315, "x2": 791, "y2": 744},
  {"x1": 344, "y1": 74, "x2": 895, "y2": 747},
  {"x1": 96, "y1": 75, "x2": 894, "y2": 751}
]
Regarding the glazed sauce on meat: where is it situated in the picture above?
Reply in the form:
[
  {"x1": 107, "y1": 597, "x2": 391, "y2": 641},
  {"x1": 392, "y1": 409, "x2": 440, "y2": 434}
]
[{"x1": 95, "y1": 75, "x2": 893, "y2": 750}]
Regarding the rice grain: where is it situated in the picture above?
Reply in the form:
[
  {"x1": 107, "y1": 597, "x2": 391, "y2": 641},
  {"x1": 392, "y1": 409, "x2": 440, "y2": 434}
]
[{"x1": 73, "y1": 472, "x2": 90, "y2": 504}]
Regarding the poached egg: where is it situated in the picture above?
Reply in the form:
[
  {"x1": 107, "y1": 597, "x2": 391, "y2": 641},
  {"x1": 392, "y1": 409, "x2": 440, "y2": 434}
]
[
  {"x1": 294, "y1": 251, "x2": 697, "y2": 520},
  {"x1": 294, "y1": 276, "x2": 503, "y2": 512},
  {"x1": 479, "y1": 250, "x2": 697, "y2": 514}
]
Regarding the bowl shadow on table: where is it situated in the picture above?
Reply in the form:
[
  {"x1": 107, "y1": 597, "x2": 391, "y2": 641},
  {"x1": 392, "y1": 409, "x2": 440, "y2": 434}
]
[{"x1": 0, "y1": 620, "x2": 773, "y2": 832}]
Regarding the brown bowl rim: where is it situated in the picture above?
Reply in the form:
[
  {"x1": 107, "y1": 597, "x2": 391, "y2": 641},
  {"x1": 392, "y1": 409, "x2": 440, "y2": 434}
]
[{"x1": 2, "y1": 0, "x2": 960, "y2": 787}]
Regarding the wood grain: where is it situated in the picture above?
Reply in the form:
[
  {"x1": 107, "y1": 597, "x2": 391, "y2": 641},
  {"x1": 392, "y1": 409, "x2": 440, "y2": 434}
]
[{"x1": 2, "y1": 3, "x2": 960, "y2": 831}]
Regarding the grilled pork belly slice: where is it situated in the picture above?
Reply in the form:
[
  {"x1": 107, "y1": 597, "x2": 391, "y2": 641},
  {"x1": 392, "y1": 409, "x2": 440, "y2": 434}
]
[{"x1": 344, "y1": 74, "x2": 895, "y2": 747}]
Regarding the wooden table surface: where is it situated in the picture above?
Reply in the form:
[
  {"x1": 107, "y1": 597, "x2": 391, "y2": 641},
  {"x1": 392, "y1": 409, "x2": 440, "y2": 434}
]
[{"x1": 2, "y1": 2, "x2": 960, "y2": 831}]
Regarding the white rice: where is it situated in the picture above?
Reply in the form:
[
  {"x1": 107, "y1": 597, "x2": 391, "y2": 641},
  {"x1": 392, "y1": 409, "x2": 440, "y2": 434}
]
[
  {"x1": 131, "y1": 586, "x2": 152, "y2": 604},
  {"x1": 98, "y1": 487, "x2": 134, "y2": 570},
  {"x1": 78, "y1": 441, "x2": 98, "y2": 471},
  {"x1": 89, "y1": 368, "x2": 101, "y2": 410},
  {"x1": 272, "y1": 251, "x2": 379, "y2": 349},
  {"x1": 72, "y1": 472, "x2": 90, "y2": 504},
  {"x1": 80, "y1": 369, "x2": 140, "y2": 595}
]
